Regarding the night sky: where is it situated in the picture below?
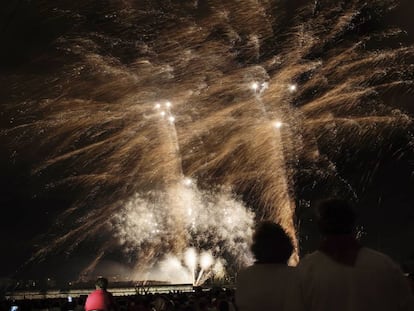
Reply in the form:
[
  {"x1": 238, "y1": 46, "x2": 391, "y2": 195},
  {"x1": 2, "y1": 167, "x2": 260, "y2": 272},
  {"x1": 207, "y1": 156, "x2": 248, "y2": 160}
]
[{"x1": 1, "y1": 0, "x2": 414, "y2": 282}]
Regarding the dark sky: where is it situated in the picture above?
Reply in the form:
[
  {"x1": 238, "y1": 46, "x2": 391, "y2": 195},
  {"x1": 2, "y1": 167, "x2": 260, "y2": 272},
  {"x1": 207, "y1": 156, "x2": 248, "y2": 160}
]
[{"x1": 0, "y1": 0, "x2": 414, "y2": 282}]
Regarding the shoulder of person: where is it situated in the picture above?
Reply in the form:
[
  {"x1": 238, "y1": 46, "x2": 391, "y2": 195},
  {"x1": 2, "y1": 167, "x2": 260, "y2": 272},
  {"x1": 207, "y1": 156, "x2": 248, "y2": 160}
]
[
  {"x1": 359, "y1": 247, "x2": 403, "y2": 270},
  {"x1": 360, "y1": 247, "x2": 390, "y2": 258},
  {"x1": 297, "y1": 251, "x2": 323, "y2": 267}
]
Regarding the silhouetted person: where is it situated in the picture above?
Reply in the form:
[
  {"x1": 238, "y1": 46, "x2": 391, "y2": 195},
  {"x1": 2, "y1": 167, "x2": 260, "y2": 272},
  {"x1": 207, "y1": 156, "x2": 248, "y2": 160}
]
[
  {"x1": 85, "y1": 277, "x2": 116, "y2": 311},
  {"x1": 296, "y1": 198, "x2": 414, "y2": 311},
  {"x1": 236, "y1": 221, "x2": 297, "y2": 311}
]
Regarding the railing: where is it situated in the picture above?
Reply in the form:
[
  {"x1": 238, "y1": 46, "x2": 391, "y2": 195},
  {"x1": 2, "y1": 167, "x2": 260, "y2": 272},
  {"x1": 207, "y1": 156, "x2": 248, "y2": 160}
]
[{"x1": 5, "y1": 284, "x2": 194, "y2": 300}]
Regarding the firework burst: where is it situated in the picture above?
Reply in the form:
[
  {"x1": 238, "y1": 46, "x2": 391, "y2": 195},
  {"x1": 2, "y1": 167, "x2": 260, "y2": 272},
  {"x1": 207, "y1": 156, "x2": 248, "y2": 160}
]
[{"x1": 1, "y1": 0, "x2": 413, "y2": 280}]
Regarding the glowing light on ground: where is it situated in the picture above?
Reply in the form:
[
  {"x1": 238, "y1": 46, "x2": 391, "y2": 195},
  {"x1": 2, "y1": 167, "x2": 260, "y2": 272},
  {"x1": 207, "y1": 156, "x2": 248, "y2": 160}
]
[{"x1": 135, "y1": 248, "x2": 224, "y2": 286}]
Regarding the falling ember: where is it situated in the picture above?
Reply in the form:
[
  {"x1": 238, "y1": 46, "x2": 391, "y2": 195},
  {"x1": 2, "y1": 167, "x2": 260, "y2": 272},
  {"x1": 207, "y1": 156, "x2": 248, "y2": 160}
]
[{"x1": 2, "y1": 0, "x2": 413, "y2": 280}]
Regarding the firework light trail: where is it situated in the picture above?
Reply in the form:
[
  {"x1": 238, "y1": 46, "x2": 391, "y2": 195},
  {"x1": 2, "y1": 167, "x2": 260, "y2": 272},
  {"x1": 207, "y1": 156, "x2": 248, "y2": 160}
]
[{"x1": 1, "y1": 0, "x2": 413, "y2": 282}]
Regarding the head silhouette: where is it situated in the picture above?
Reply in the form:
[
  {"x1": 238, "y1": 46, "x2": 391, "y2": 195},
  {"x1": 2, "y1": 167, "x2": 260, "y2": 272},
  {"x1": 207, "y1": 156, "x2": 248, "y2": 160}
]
[
  {"x1": 316, "y1": 198, "x2": 357, "y2": 235},
  {"x1": 95, "y1": 277, "x2": 108, "y2": 290},
  {"x1": 251, "y1": 221, "x2": 293, "y2": 264}
]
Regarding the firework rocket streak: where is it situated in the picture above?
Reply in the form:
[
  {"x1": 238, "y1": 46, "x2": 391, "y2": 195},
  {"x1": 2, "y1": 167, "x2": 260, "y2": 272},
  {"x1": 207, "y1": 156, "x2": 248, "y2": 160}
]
[{"x1": 2, "y1": 0, "x2": 413, "y2": 280}]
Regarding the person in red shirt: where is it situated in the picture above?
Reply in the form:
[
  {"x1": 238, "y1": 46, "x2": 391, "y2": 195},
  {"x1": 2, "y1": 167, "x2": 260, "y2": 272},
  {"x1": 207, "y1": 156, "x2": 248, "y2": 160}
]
[{"x1": 85, "y1": 277, "x2": 116, "y2": 311}]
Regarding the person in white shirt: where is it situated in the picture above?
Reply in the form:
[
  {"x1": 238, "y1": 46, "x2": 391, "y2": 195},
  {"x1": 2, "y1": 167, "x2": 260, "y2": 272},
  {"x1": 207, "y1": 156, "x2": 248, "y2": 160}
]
[
  {"x1": 296, "y1": 198, "x2": 414, "y2": 311},
  {"x1": 236, "y1": 221, "x2": 298, "y2": 311}
]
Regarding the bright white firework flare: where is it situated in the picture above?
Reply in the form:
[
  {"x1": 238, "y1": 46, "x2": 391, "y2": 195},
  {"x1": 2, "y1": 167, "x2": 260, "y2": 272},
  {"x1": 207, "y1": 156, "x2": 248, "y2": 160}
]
[
  {"x1": 200, "y1": 251, "x2": 214, "y2": 270},
  {"x1": 273, "y1": 121, "x2": 283, "y2": 129},
  {"x1": 250, "y1": 81, "x2": 259, "y2": 91},
  {"x1": 250, "y1": 81, "x2": 268, "y2": 95},
  {"x1": 195, "y1": 251, "x2": 214, "y2": 286},
  {"x1": 183, "y1": 177, "x2": 193, "y2": 186},
  {"x1": 288, "y1": 84, "x2": 297, "y2": 93},
  {"x1": 184, "y1": 247, "x2": 197, "y2": 285}
]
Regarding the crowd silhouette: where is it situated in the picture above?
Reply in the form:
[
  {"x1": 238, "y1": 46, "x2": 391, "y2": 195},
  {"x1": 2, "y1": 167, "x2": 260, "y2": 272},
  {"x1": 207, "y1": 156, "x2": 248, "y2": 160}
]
[{"x1": 3, "y1": 199, "x2": 414, "y2": 311}]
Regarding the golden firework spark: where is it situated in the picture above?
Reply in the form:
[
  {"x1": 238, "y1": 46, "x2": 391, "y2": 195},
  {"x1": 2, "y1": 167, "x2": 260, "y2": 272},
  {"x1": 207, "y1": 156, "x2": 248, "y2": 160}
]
[{"x1": 2, "y1": 0, "x2": 413, "y2": 279}]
